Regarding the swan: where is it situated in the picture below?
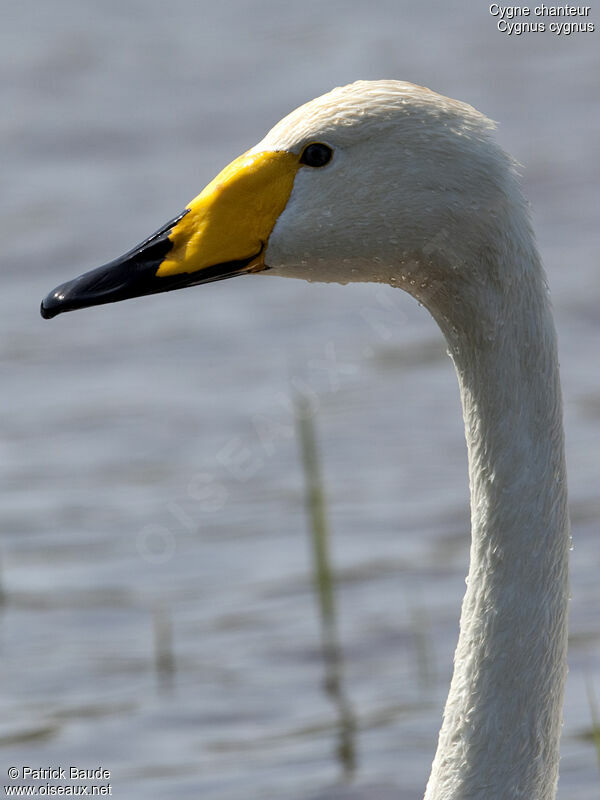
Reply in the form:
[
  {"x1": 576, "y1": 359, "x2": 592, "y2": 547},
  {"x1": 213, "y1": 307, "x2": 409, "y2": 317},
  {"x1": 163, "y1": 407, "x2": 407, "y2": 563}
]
[{"x1": 40, "y1": 80, "x2": 570, "y2": 800}]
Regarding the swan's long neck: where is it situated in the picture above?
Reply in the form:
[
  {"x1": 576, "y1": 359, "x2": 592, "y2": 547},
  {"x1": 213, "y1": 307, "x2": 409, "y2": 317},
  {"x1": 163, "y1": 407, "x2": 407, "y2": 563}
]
[{"x1": 424, "y1": 236, "x2": 570, "y2": 800}]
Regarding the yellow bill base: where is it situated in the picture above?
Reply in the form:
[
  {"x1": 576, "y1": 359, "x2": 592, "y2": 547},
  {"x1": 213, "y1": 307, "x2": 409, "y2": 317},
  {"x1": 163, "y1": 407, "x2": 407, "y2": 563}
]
[{"x1": 157, "y1": 150, "x2": 300, "y2": 277}]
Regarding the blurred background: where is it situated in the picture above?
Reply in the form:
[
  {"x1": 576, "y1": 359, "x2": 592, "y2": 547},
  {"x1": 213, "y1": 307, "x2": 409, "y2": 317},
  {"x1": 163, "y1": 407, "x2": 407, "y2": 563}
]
[{"x1": 1, "y1": 1, "x2": 599, "y2": 798}]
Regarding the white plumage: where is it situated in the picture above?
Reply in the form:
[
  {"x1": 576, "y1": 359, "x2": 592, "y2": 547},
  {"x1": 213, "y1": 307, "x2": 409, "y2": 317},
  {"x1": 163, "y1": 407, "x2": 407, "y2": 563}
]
[{"x1": 256, "y1": 81, "x2": 570, "y2": 800}]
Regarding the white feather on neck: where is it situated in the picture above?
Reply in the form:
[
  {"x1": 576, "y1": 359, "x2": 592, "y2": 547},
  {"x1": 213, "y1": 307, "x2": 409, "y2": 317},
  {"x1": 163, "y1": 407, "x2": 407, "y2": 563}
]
[
  {"x1": 425, "y1": 221, "x2": 569, "y2": 800},
  {"x1": 261, "y1": 80, "x2": 570, "y2": 799}
]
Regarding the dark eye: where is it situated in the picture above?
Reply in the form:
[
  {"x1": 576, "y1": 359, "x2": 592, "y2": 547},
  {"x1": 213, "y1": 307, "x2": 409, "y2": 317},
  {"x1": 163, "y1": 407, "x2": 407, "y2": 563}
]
[{"x1": 300, "y1": 142, "x2": 333, "y2": 168}]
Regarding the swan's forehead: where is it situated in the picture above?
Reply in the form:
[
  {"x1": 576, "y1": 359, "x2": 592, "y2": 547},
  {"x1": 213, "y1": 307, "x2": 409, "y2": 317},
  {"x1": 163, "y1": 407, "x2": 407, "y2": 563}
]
[
  {"x1": 250, "y1": 80, "x2": 489, "y2": 154},
  {"x1": 251, "y1": 81, "x2": 419, "y2": 152}
]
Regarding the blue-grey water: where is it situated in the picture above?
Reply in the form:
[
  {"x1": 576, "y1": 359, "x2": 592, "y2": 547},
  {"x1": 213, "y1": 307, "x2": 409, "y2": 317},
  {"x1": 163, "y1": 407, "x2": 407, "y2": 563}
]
[{"x1": 2, "y1": 2, "x2": 599, "y2": 798}]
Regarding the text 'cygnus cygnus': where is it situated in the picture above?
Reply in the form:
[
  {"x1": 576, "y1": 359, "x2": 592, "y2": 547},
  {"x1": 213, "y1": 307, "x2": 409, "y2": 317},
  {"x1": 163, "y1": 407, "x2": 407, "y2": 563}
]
[{"x1": 41, "y1": 80, "x2": 570, "y2": 800}]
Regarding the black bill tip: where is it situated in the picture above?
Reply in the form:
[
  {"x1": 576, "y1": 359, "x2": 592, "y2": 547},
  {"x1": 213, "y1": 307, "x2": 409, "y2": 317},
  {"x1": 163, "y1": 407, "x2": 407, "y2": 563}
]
[
  {"x1": 40, "y1": 211, "x2": 188, "y2": 320},
  {"x1": 40, "y1": 293, "x2": 66, "y2": 320},
  {"x1": 40, "y1": 262, "x2": 131, "y2": 319}
]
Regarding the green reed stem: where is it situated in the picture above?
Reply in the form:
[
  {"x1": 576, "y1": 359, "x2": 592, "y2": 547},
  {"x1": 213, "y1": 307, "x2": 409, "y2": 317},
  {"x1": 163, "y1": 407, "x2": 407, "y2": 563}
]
[
  {"x1": 295, "y1": 394, "x2": 356, "y2": 780},
  {"x1": 585, "y1": 678, "x2": 600, "y2": 772}
]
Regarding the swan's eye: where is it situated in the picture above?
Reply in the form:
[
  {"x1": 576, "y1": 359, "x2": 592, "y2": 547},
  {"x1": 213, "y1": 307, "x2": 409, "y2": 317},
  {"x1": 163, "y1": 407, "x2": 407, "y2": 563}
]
[{"x1": 300, "y1": 142, "x2": 333, "y2": 168}]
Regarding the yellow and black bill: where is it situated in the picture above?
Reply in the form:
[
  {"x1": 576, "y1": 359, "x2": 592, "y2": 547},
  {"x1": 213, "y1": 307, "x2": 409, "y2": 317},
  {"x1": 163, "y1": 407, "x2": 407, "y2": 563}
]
[
  {"x1": 40, "y1": 149, "x2": 300, "y2": 320},
  {"x1": 40, "y1": 211, "x2": 262, "y2": 320}
]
